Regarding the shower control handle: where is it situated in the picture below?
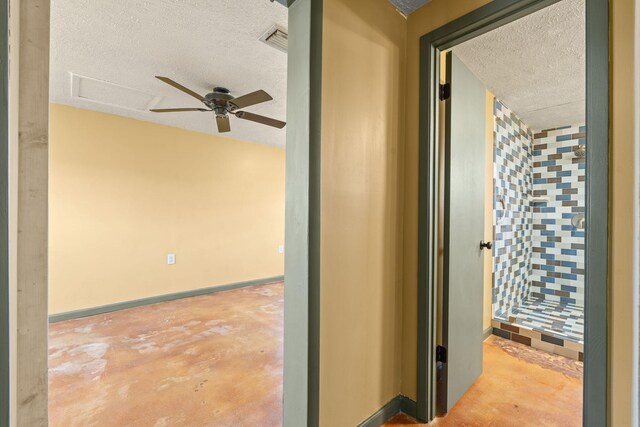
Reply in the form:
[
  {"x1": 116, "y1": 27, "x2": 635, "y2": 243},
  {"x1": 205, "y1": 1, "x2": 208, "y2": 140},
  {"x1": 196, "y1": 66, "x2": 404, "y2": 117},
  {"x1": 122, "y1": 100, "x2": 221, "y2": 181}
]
[{"x1": 480, "y1": 240, "x2": 492, "y2": 250}]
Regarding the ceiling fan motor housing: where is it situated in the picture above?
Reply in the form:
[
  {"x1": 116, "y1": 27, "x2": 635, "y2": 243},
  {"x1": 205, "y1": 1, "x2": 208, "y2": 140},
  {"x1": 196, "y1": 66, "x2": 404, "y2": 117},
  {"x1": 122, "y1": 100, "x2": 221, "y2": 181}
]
[{"x1": 204, "y1": 87, "x2": 233, "y2": 116}]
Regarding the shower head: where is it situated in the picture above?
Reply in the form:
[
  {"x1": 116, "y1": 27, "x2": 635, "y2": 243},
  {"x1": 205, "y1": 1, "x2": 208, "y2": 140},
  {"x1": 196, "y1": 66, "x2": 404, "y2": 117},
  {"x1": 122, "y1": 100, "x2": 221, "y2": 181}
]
[{"x1": 573, "y1": 145, "x2": 586, "y2": 158}]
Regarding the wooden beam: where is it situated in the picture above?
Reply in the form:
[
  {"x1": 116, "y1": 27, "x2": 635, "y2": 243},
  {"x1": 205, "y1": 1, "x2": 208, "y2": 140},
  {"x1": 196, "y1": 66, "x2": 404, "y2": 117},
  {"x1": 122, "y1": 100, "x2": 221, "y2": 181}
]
[{"x1": 15, "y1": 0, "x2": 50, "y2": 424}]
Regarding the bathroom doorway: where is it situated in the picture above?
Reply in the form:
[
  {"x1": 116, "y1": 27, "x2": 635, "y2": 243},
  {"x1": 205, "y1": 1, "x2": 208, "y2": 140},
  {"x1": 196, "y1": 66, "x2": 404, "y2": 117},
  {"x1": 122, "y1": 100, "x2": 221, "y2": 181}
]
[{"x1": 415, "y1": 0, "x2": 608, "y2": 424}]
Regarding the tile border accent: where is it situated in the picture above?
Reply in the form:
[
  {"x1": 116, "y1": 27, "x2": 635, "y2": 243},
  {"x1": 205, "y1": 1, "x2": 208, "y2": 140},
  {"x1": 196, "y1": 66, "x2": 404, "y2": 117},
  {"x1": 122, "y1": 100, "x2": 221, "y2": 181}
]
[
  {"x1": 356, "y1": 395, "x2": 418, "y2": 427},
  {"x1": 48, "y1": 275, "x2": 285, "y2": 323},
  {"x1": 491, "y1": 319, "x2": 583, "y2": 361}
]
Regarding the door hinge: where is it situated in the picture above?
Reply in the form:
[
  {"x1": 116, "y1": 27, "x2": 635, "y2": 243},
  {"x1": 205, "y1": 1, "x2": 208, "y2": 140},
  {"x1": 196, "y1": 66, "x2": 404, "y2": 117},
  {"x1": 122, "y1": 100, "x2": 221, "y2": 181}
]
[
  {"x1": 436, "y1": 345, "x2": 447, "y2": 363},
  {"x1": 439, "y1": 83, "x2": 451, "y2": 101}
]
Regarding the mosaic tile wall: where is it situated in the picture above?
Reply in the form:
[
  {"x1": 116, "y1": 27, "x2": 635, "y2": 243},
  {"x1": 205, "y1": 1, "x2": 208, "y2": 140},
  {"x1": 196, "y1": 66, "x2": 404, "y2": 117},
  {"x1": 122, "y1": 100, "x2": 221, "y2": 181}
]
[
  {"x1": 492, "y1": 100, "x2": 533, "y2": 318},
  {"x1": 530, "y1": 124, "x2": 586, "y2": 306}
]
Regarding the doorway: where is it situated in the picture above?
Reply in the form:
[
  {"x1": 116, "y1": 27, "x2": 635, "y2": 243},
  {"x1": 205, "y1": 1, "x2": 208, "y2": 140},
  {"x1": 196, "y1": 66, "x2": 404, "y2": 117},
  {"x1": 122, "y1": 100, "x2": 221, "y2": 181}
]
[
  {"x1": 416, "y1": 0, "x2": 608, "y2": 425},
  {"x1": 3, "y1": 0, "x2": 322, "y2": 425}
]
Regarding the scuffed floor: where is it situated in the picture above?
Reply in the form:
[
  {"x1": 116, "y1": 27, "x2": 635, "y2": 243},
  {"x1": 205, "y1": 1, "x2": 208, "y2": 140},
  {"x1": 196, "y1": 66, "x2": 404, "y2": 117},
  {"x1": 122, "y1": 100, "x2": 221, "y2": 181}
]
[
  {"x1": 385, "y1": 335, "x2": 583, "y2": 426},
  {"x1": 48, "y1": 281, "x2": 284, "y2": 427}
]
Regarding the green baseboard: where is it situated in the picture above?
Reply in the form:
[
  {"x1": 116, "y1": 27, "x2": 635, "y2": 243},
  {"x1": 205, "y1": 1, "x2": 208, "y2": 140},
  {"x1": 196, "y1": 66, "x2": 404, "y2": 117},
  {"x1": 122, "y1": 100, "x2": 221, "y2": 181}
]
[
  {"x1": 483, "y1": 326, "x2": 493, "y2": 341},
  {"x1": 356, "y1": 395, "x2": 418, "y2": 427},
  {"x1": 48, "y1": 275, "x2": 284, "y2": 323}
]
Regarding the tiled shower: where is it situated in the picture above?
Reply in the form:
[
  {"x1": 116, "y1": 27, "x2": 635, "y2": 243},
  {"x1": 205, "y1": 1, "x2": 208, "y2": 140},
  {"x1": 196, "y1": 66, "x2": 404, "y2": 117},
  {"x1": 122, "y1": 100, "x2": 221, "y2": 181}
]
[{"x1": 491, "y1": 99, "x2": 585, "y2": 360}]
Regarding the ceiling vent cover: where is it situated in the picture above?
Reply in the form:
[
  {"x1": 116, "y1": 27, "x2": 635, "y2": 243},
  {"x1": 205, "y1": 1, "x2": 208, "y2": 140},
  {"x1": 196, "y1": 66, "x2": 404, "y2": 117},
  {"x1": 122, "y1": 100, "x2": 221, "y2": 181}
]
[{"x1": 260, "y1": 25, "x2": 288, "y2": 53}]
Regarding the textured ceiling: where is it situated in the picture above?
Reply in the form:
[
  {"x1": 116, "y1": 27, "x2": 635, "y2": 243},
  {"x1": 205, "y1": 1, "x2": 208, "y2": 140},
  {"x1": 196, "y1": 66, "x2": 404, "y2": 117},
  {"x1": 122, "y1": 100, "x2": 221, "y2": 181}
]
[
  {"x1": 387, "y1": 0, "x2": 432, "y2": 16},
  {"x1": 50, "y1": 0, "x2": 288, "y2": 147},
  {"x1": 452, "y1": 0, "x2": 585, "y2": 131}
]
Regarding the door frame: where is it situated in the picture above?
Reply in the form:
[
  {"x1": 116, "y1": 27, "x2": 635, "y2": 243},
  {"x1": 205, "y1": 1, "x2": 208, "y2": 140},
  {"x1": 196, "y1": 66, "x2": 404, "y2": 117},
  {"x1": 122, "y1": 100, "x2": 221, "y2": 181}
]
[
  {"x1": 3, "y1": 0, "x2": 322, "y2": 425},
  {"x1": 416, "y1": 0, "x2": 609, "y2": 424}
]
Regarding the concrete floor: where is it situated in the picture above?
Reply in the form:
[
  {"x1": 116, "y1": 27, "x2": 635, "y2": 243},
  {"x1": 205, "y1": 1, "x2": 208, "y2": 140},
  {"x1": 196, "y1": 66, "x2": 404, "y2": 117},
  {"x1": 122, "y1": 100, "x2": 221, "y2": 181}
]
[
  {"x1": 48, "y1": 281, "x2": 283, "y2": 427},
  {"x1": 385, "y1": 336, "x2": 583, "y2": 427},
  {"x1": 50, "y1": 282, "x2": 582, "y2": 426}
]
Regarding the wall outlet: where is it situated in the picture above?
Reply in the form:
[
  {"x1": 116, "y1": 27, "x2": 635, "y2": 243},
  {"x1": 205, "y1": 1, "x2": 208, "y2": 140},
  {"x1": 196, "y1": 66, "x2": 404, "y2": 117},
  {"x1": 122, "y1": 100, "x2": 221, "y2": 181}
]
[
  {"x1": 278, "y1": 245, "x2": 284, "y2": 254},
  {"x1": 167, "y1": 253, "x2": 176, "y2": 265}
]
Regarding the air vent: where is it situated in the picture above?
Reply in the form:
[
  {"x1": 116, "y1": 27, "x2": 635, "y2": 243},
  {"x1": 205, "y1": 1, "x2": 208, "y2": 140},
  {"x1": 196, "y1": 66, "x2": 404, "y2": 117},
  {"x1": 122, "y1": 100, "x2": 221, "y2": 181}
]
[
  {"x1": 70, "y1": 73, "x2": 161, "y2": 111},
  {"x1": 260, "y1": 25, "x2": 288, "y2": 53}
]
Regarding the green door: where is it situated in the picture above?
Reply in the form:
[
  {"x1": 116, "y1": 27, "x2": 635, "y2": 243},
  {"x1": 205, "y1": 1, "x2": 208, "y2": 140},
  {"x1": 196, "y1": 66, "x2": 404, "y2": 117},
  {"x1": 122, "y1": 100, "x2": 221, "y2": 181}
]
[{"x1": 441, "y1": 52, "x2": 487, "y2": 413}]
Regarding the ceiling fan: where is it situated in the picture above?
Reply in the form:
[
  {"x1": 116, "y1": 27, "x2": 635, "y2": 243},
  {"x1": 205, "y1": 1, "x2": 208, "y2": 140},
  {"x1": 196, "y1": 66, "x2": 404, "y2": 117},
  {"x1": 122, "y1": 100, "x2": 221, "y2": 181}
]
[{"x1": 150, "y1": 76, "x2": 286, "y2": 133}]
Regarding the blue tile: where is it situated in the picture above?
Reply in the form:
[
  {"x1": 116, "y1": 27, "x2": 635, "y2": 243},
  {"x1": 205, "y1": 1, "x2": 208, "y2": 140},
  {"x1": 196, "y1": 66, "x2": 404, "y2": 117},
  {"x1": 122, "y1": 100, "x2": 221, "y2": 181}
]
[
  {"x1": 541, "y1": 160, "x2": 556, "y2": 167},
  {"x1": 556, "y1": 171, "x2": 572, "y2": 177},
  {"x1": 562, "y1": 273, "x2": 578, "y2": 280},
  {"x1": 578, "y1": 163, "x2": 586, "y2": 169},
  {"x1": 541, "y1": 219, "x2": 556, "y2": 225},
  {"x1": 534, "y1": 178, "x2": 547, "y2": 185},
  {"x1": 541, "y1": 276, "x2": 555, "y2": 283},
  {"x1": 560, "y1": 297, "x2": 577, "y2": 304},
  {"x1": 561, "y1": 249, "x2": 578, "y2": 256},
  {"x1": 557, "y1": 146, "x2": 573, "y2": 153},
  {"x1": 561, "y1": 261, "x2": 577, "y2": 268},
  {"x1": 561, "y1": 285, "x2": 578, "y2": 292},
  {"x1": 556, "y1": 183, "x2": 571, "y2": 189},
  {"x1": 541, "y1": 241, "x2": 555, "y2": 248},
  {"x1": 541, "y1": 254, "x2": 555, "y2": 260},
  {"x1": 572, "y1": 231, "x2": 585, "y2": 238},
  {"x1": 556, "y1": 195, "x2": 571, "y2": 201},
  {"x1": 556, "y1": 134, "x2": 572, "y2": 141},
  {"x1": 541, "y1": 230, "x2": 555, "y2": 236}
]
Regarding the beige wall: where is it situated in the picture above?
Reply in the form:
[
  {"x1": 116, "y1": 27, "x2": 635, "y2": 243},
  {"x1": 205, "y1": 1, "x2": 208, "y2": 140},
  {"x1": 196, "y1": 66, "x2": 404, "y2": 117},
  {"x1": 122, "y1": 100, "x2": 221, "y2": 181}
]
[
  {"x1": 402, "y1": 1, "x2": 637, "y2": 426},
  {"x1": 319, "y1": 0, "x2": 406, "y2": 425},
  {"x1": 49, "y1": 104, "x2": 285, "y2": 314}
]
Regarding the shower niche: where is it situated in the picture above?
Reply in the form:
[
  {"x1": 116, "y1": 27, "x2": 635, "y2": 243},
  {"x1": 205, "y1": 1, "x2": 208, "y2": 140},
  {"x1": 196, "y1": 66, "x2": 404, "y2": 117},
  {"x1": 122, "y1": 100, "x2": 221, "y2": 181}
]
[{"x1": 491, "y1": 99, "x2": 585, "y2": 360}]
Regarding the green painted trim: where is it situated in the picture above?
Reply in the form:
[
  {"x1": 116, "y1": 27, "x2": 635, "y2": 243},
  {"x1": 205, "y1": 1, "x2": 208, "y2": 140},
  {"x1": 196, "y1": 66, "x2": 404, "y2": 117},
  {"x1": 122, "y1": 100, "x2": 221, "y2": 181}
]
[
  {"x1": 583, "y1": 0, "x2": 609, "y2": 425},
  {"x1": 282, "y1": 0, "x2": 322, "y2": 426},
  {"x1": 417, "y1": 0, "x2": 608, "y2": 424},
  {"x1": 0, "y1": 0, "x2": 8, "y2": 423},
  {"x1": 48, "y1": 276, "x2": 284, "y2": 323},
  {"x1": 356, "y1": 395, "x2": 418, "y2": 427}
]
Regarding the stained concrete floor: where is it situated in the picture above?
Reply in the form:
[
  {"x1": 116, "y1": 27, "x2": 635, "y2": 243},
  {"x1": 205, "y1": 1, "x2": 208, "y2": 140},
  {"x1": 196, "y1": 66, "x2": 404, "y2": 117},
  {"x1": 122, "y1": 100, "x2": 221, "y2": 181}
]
[
  {"x1": 385, "y1": 336, "x2": 583, "y2": 427},
  {"x1": 50, "y1": 282, "x2": 582, "y2": 426},
  {"x1": 48, "y1": 281, "x2": 283, "y2": 427}
]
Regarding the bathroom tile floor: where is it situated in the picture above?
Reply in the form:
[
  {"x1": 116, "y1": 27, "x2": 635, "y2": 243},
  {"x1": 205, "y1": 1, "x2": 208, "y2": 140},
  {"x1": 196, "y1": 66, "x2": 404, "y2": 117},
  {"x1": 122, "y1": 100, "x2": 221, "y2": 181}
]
[{"x1": 498, "y1": 296, "x2": 584, "y2": 343}]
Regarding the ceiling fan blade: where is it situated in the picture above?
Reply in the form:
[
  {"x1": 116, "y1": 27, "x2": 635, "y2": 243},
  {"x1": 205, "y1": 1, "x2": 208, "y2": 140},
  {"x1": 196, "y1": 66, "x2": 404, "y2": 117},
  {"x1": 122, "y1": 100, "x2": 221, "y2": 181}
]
[
  {"x1": 228, "y1": 90, "x2": 273, "y2": 110},
  {"x1": 150, "y1": 108, "x2": 210, "y2": 113},
  {"x1": 234, "y1": 111, "x2": 286, "y2": 129},
  {"x1": 216, "y1": 115, "x2": 231, "y2": 133},
  {"x1": 155, "y1": 76, "x2": 205, "y2": 102}
]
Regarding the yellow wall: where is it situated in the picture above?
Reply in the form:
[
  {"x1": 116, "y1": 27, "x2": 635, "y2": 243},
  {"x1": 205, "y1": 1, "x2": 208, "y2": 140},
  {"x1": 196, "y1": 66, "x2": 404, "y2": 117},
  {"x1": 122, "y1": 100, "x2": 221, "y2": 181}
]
[
  {"x1": 49, "y1": 104, "x2": 285, "y2": 314},
  {"x1": 610, "y1": 0, "x2": 635, "y2": 424},
  {"x1": 319, "y1": 0, "x2": 407, "y2": 425},
  {"x1": 402, "y1": 1, "x2": 636, "y2": 425}
]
